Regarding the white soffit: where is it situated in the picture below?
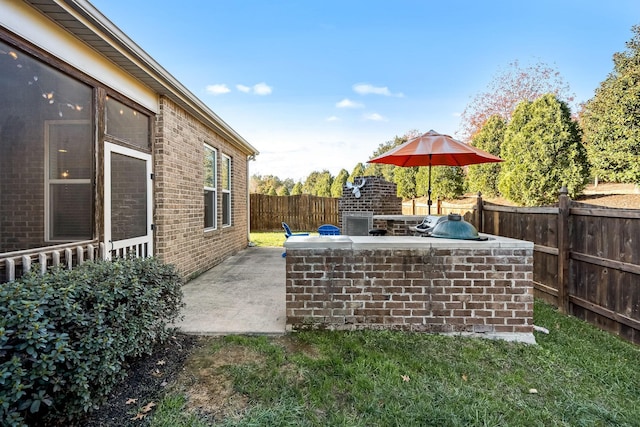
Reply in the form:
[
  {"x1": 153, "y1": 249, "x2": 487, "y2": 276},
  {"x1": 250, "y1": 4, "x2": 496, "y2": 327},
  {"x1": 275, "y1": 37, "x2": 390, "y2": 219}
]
[
  {"x1": 1, "y1": 1, "x2": 157, "y2": 112},
  {"x1": 13, "y1": 0, "x2": 259, "y2": 156}
]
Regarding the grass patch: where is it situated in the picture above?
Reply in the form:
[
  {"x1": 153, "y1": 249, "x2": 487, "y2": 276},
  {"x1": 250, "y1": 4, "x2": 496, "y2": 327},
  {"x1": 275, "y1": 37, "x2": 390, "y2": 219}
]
[
  {"x1": 250, "y1": 231, "x2": 316, "y2": 247},
  {"x1": 153, "y1": 301, "x2": 640, "y2": 426},
  {"x1": 249, "y1": 231, "x2": 286, "y2": 247}
]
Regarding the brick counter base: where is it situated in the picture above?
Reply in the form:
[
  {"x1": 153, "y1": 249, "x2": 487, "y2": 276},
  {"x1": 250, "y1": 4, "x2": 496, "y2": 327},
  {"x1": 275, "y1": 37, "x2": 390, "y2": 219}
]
[{"x1": 286, "y1": 247, "x2": 534, "y2": 334}]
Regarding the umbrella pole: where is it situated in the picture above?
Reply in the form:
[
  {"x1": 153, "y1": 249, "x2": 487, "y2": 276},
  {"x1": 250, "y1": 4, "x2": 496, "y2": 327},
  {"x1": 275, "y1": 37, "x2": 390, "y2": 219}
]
[{"x1": 427, "y1": 156, "x2": 432, "y2": 215}]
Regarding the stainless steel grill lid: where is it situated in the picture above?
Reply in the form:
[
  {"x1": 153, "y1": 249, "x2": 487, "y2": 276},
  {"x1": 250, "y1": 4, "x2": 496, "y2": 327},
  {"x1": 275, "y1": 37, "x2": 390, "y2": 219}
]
[{"x1": 430, "y1": 214, "x2": 486, "y2": 240}]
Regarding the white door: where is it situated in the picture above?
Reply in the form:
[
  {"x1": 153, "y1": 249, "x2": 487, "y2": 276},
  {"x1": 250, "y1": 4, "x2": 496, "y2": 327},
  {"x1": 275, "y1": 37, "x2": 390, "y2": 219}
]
[{"x1": 104, "y1": 143, "x2": 153, "y2": 260}]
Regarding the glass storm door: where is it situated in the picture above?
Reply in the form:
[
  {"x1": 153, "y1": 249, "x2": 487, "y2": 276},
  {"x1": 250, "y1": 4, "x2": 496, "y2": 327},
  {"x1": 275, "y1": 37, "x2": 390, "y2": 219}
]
[{"x1": 104, "y1": 143, "x2": 153, "y2": 259}]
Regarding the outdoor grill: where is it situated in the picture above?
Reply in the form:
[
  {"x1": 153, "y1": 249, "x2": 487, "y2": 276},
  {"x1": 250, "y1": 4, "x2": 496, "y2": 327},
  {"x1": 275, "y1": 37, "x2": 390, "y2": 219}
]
[
  {"x1": 409, "y1": 215, "x2": 446, "y2": 234},
  {"x1": 413, "y1": 214, "x2": 488, "y2": 241}
]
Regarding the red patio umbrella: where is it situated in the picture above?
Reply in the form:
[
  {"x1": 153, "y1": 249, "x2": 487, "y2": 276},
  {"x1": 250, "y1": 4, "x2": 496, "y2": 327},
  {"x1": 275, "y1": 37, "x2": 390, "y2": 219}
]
[{"x1": 368, "y1": 130, "x2": 503, "y2": 214}]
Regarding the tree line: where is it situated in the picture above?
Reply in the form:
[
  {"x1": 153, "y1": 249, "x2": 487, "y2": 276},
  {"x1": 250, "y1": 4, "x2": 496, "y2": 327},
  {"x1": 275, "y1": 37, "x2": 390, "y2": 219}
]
[{"x1": 251, "y1": 25, "x2": 640, "y2": 206}]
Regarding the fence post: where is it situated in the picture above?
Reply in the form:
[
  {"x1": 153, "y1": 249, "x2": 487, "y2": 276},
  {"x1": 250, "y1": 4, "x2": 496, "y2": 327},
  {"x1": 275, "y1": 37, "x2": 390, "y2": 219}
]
[
  {"x1": 475, "y1": 192, "x2": 483, "y2": 233},
  {"x1": 557, "y1": 186, "x2": 570, "y2": 314},
  {"x1": 436, "y1": 198, "x2": 442, "y2": 215}
]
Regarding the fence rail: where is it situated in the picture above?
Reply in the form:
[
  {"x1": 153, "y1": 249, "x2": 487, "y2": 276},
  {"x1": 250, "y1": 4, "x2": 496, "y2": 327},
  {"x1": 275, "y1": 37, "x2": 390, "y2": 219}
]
[
  {"x1": 1, "y1": 240, "x2": 103, "y2": 282},
  {"x1": 402, "y1": 191, "x2": 640, "y2": 344},
  {"x1": 477, "y1": 189, "x2": 640, "y2": 345},
  {"x1": 250, "y1": 194, "x2": 339, "y2": 231},
  {"x1": 402, "y1": 197, "x2": 476, "y2": 216}
]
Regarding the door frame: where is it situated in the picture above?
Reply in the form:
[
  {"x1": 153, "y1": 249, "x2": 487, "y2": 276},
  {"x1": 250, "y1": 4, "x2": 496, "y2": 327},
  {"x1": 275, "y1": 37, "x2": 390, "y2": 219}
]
[{"x1": 103, "y1": 142, "x2": 153, "y2": 260}]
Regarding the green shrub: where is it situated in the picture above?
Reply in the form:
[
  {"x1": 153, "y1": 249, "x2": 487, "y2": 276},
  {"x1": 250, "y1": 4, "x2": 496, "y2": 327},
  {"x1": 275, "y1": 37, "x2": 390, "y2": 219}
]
[
  {"x1": 498, "y1": 94, "x2": 589, "y2": 206},
  {"x1": 0, "y1": 257, "x2": 184, "y2": 426}
]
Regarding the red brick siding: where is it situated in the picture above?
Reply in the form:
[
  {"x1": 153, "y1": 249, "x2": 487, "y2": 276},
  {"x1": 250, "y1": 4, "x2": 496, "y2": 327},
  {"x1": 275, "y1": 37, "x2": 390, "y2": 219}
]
[
  {"x1": 286, "y1": 247, "x2": 534, "y2": 333},
  {"x1": 338, "y1": 176, "x2": 402, "y2": 229},
  {"x1": 154, "y1": 97, "x2": 248, "y2": 279}
]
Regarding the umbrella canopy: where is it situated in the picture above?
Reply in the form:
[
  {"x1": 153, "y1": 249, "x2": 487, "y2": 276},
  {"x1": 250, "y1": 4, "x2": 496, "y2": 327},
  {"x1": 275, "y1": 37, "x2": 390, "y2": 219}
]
[
  {"x1": 368, "y1": 130, "x2": 503, "y2": 167},
  {"x1": 367, "y1": 130, "x2": 503, "y2": 214}
]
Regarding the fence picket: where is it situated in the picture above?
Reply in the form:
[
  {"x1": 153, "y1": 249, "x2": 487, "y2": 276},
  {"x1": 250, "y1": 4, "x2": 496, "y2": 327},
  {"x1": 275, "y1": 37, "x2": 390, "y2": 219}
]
[
  {"x1": 480, "y1": 196, "x2": 640, "y2": 345},
  {"x1": 250, "y1": 194, "x2": 339, "y2": 231}
]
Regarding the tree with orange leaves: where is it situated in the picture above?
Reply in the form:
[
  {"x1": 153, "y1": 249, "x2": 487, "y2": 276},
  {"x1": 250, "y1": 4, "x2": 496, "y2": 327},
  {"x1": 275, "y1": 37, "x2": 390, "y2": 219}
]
[{"x1": 458, "y1": 61, "x2": 574, "y2": 142}]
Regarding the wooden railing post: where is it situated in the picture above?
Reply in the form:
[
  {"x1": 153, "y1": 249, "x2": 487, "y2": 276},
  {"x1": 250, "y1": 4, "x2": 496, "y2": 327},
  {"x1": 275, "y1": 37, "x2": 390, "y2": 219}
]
[
  {"x1": 475, "y1": 192, "x2": 483, "y2": 233},
  {"x1": 436, "y1": 198, "x2": 442, "y2": 215},
  {"x1": 557, "y1": 186, "x2": 570, "y2": 313}
]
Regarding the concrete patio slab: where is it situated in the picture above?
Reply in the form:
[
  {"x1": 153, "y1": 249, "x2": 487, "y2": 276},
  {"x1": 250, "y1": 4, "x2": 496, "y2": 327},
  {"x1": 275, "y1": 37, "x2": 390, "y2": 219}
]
[{"x1": 175, "y1": 246, "x2": 286, "y2": 335}]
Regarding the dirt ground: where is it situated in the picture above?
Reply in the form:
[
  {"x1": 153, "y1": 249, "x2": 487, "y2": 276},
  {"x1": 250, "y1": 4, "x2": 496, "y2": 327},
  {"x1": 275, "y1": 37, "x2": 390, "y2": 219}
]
[
  {"x1": 80, "y1": 334, "x2": 201, "y2": 427},
  {"x1": 79, "y1": 184, "x2": 639, "y2": 426}
]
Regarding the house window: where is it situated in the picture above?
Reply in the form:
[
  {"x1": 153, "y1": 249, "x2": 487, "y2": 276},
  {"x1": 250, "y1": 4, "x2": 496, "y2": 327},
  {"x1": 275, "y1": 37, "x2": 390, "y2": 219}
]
[
  {"x1": 0, "y1": 39, "x2": 94, "y2": 251},
  {"x1": 105, "y1": 96, "x2": 150, "y2": 150},
  {"x1": 45, "y1": 120, "x2": 93, "y2": 241},
  {"x1": 222, "y1": 154, "x2": 231, "y2": 226},
  {"x1": 204, "y1": 144, "x2": 217, "y2": 229}
]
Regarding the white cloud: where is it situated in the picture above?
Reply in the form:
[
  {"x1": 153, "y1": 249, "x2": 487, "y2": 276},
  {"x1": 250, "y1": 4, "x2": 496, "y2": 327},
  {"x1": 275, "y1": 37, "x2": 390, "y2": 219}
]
[
  {"x1": 205, "y1": 84, "x2": 231, "y2": 95},
  {"x1": 353, "y1": 83, "x2": 404, "y2": 97},
  {"x1": 363, "y1": 113, "x2": 387, "y2": 121},
  {"x1": 452, "y1": 111, "x2": 461, "y2": 117},
  {"x1": 336, "y1": 98, "x2": 364, "y2": 108},
  {"x1": 253, "y1": 82, "x2": 273, "y2": 95},
  {"x1": 236, "y1": 82, "x2": 273, "y2": 95},
  {"x1": 326, "y1": 116, "x2": 340, "y2": 122}
]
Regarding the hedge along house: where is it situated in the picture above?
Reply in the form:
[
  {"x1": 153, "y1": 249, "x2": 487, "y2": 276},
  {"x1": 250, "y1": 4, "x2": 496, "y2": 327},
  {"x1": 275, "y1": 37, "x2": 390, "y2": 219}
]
[{"x1": 0, "y1": 0, "x2": 259, "y2": 281}]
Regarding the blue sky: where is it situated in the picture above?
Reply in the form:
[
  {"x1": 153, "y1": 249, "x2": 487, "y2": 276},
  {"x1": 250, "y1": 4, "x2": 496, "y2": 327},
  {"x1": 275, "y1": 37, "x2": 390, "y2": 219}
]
[{"x1": 90, "y1": 0, "x2": 639, "y2": 181}]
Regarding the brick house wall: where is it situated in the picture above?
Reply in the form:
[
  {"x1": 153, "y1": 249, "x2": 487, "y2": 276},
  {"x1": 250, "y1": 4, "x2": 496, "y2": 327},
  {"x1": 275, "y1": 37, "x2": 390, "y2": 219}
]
[
  {"x1": 154, "y1": 97, "x2": 249, "y2": 279},
  {"x1": 285, "y1": 246, "x2": 534, "y2": 334}
]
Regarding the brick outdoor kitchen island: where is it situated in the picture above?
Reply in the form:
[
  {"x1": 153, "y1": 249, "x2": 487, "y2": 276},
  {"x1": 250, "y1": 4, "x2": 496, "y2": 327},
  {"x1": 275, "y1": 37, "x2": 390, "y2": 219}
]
[{"x1": 284, "y1": 234, "x2": 536, "y2": 344}]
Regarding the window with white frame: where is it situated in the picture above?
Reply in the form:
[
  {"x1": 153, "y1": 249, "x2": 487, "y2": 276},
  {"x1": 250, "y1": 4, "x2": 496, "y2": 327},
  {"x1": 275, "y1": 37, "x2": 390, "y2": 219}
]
[
  {"x1": 45, "y1": 119, "x2": 93, "y2": 241},
  {"x1": 204, "y1": 145, "x2": 217, "y2": 229},
  {"x1": 221, "y1": 154, "x2": 231, "y2": 226}
]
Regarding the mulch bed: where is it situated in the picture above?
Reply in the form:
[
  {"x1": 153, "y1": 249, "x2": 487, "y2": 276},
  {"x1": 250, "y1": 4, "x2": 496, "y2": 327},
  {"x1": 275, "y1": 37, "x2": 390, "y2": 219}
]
[{"x1": 79, "y1": 333, "x2": 201, "y2": 427}]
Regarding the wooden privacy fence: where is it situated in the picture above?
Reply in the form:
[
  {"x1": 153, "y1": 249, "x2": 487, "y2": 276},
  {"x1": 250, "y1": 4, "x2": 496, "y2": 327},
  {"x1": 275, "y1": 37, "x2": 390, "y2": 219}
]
[
  {"x1": 250, "y1": 194, "x2": 339, "y2": 231},
  {"x1": 402, "y1": 197, "x2": 475, "y2": 216},
  {"x1": 477, "y1": 188, "x2": 640, "y2": 345}
]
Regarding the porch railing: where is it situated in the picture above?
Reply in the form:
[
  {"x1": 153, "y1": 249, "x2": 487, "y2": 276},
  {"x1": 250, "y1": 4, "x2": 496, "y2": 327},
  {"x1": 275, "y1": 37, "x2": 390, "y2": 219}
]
[{"x1": 1, "y1": 240, "x2": 104, "y2": 282}]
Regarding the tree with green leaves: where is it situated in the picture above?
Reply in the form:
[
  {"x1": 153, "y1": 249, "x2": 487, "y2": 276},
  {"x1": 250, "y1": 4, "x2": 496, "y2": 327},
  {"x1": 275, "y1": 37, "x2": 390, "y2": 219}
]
[
  {"x1": 250, "y1": 174, "x2": 294, "y2": 195},
  {"x1": 580, "y1": 24, "x2": 640, "y2": 184},
  {"x1": 498, "y1": 94, "x2": 589, "y2": 205},
  {"x1": 415, "y1": 166, "x2": 465, "y2": 200},
  {"x1": 362, "y1": 135, "x2": 409, "y2": 181},
  {"x1": 291, "y1": 182, "x2": 303, "y2": 195},
  {"x1": 303, "y1": 170, "x2": 333, "y2": 196},
  {"x1": 349, "y1": 163, "x2": 366, "y2": 182},
  {"x1": 331, "y1": 169, "x2": 349, "y2": 197},
  {"x1": 277, "y1": 186, "x2": 290, "y2": 196},
  {"x1": 315, "y1": 170, "x2": 333, "y2": 197},
  {"x1": 466, "y1": 115, "x2": 506, "y2": 196},
  {"x1": 393, "y1": 166, "x2": 417, "y2": 199},
  {"x1": 302, "y1": 172, "x2": 318, "y2": 195}
]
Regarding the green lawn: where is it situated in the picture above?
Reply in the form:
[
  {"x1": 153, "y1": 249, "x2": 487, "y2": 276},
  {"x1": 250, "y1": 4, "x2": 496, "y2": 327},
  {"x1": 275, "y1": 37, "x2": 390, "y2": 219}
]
[
  {"x1": 250, "y1": 231, "x2": 317, "y2": 248},
  {"x1": 152, "y1": 301, "x2": 640, "y2": 427}
]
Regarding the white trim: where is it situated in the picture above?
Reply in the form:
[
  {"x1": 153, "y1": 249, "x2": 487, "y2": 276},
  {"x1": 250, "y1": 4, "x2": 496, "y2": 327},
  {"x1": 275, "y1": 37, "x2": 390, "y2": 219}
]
[
  {"x1": 44, "y1": 119, "x2": 92, "y2": 242},
  {"x1": 204, "y1": 144, "x2": 217, "y2": 231},
  {"x1": 104, "y1": 143, "x2": 153, "y2": 260},
  {"x1": 222, "y1": 154, "x2": 232, "y2": 227}
]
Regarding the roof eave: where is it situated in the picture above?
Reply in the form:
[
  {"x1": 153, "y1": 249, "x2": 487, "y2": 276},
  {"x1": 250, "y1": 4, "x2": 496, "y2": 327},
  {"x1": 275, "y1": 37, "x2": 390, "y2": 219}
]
[{"x1": 25, "y1": 0, "x2": 259, "y2": 157}]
